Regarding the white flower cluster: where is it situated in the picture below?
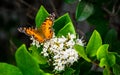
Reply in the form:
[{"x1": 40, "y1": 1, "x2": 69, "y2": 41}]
[{"x1": 40, "y1": 33, "x2": 84, "y2": 72}]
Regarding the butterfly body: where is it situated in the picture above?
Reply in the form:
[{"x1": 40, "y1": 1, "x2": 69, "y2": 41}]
[{"x1": 18, "y1": 13, "x2": 55, "y2": 43}]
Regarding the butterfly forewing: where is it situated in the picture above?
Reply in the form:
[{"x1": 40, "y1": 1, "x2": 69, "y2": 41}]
[{"x1": 18, "y1": 27, "x2": 45, "y2": 43}]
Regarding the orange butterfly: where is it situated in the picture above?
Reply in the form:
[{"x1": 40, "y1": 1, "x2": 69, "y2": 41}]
[{"x1": 18, "y1": 13, "x2": 55, "y2": 43}]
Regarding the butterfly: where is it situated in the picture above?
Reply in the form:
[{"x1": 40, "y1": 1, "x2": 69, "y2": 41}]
[{"x1": 18, "y1": 13, "x2": 55, "y2": 43}]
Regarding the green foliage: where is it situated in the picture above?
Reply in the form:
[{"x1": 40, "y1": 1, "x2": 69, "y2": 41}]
[
  {"x1": 64, "y1": 0, "x2": 120, "y2": 74},
  {"x1": 54, "y1": 13, "x2": 76, "y2": 36},
  {"x1": 96, "y1": 44, "x2": 109, "y2": 60},
  {"x1": 99, "y1": 53, "x2": 116, "y2": 67},
  {"x1": 86, "y1": 30, "x2": 102, "y2": 57},
  {"x1": 15, "y1": 44, "x2": 52, "y2": 75},
  {"x1": 35, "y1": 5, "x2": 49, "y2": 27},
  {"x1": 28, "y1": 45, "x2": 47, "y2": 64},
  {"x1": 75, "y1": 1, "x2": 94, "y2": 21},
  {"x1": 15, "y1": 44, "x2": 42, "y2": 75},
  {"x1": 97, "y1": 45, "x2": 116, "y2": 67},
  {"x1": 74, "y1": 30, "x2": 118, "y2": 75},
  {"x1": 57, "y1": 22, "x2": 76, "y2": 37},
  {"x1": 74, "y1": 44, "x2": 91, "y2": 62},
  {"x1": 0, "y1": 63, "x2": 23, "y2": 75}
]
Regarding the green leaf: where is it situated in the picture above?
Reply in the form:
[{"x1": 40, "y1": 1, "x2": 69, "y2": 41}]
[
  {"x1": 74, "y1": 44, "x2": 91, "y2": 62},
  {"x1": 15, "y1": 44, "x2": 52, "y2": 75},
  {"x1": 96, "y1": 44, "x2": 116, "y2": 67},
  {"x1": 35, "y1": 5, "x2": 49, "y2": 27},
  {"x1": 15, "y1": 44, "x2": 41, "y2": 75},
  {"x1": 29, "y1": 45, "x2": 47, "y2": 64},
  {"x1": 97, "y1": 44, "x2": 116, "y2": 67},
  {"x1": 75, "y1": 1, "x2": 94, "y2": 21},
  {"x1": 86, "y1": 30, "x2": 102, "y2": 57},
  {"x1": 103, "y1": 67, "x2": 111, "y2": 75},
  {"x1": 53, "y1": 13, "x2": 74, "y2": 35},
  {"x1": 107, "y1": 53, "x2": 116, "y2": 67},
  {"x1": 57, "y1": 22, "x2": 76, "y2": 37},
  {"x1": 0, "y1": 63, "x2": 23, "y2": 75},
  {"x1": 96, "y1": 44, "x2": 109, "y2": 60},
  {"x1": 99, "y1": 58, "x2": 108, "y2": 67},
  {"x1": 63, "y1": 68, "x2": 75, "y2": 75},
  {"x1": 99, "y1": 53, "x2": 116, "y2": 67},
  {"x1": 113, "y1": 64, "x2": 120, "y2": 75}
]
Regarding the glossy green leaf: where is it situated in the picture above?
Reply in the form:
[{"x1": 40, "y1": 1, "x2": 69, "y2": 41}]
[
  {"x1": 97, "y1": 45, "x2": 116, "y2": 67},
  {"x1": 107, "y1": 53, "x2": 116, "y2": 67},
  {"x1": 74, "y1": 44, "x2": 91, "y2": 62},
  {"x1": 53, "y1": 13, "x2": 75, "y2": 36},
  {"x1": 86, "y1": 30, "x2": 102, "y2": 57},
  {"x1": 99, "y1": 58, "x2": 107, "y2": 67},
  {"x1": 97, "y1": 44, "x2": 116, "y2": 67},
  {"x1": 113, "y1": 64, "x2": 120, "y2": 75},
  {"x1": 29, "y1": 45, "x2": 47, "y2": 64},
  {"x1": 15, "y1": 44, "x2": 52, "y2": 75},
  {"x1": 99, "y1": 53, "x2": 116, "y2": 67},
  {"x1": 76, "y1": 1, "x2": 94, "y2": 21},
  {"x1": 96, "y1": 44, "x2": 109, "y2": 60},
  {"x1": 57, "y1": 22, "x2": 76, "y2": 37},
  {"x1": 0, "y1": 63, "x2": 22, "y2": 75},
  {"x1": 35, "y1": 5, "x2": 49, "y2": 27},
  {"x1": 15, "y1": 44, "x2": 41, "y2": 75}
]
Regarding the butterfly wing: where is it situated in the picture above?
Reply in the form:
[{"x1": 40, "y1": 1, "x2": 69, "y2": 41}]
[
  {"x1": 18, "y1": 27, "x2": 45, "y2": 43},
  {"x1": 39, "y1": 13, "x2": 55, "y2": 40},
  {"x1": 41, "y1": 19, "x2": 53, "y2": 40},
  {"x1": 18, "y1": 13, "x2": 55, "y2": 43}
]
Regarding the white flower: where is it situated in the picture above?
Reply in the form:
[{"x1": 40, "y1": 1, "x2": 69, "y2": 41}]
[
  {"x1": 68, "y1": 33, "x2": 76, "y2": 39},
  {"x1": 40, "y1": 33, "x2": 84, "y2": 72},
  {"x1": 76, "y1": 37, "x2": 84, "y2": 46},
  {"x1": 30, "y1": 33, "x2": 84, "y2": 72},
  {"x1": 30, "y1": 36, "x2": 40, "y2": 47},
  {"x1": 65, "y1": 40, "x2": 75, "y2": 47}
]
